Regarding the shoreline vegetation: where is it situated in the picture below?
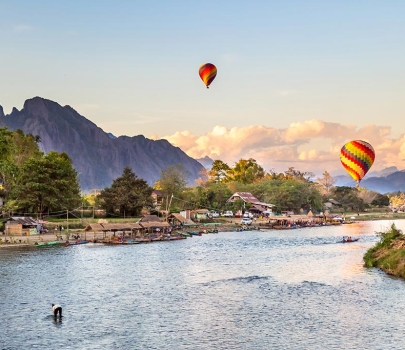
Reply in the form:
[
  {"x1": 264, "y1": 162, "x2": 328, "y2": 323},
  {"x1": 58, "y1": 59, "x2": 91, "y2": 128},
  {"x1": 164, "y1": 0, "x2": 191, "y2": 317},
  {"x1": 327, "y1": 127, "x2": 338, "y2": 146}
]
[{"x1": 364, "y1": 223, "x2": 405, "y2": 279}]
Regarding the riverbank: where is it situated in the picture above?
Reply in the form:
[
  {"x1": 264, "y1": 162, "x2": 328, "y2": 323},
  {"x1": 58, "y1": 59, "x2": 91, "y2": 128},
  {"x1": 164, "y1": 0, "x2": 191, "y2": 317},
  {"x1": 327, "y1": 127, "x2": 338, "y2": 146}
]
[
  {"x1": 1, "y1": 212, "x2": 404, "y2": 249},
  {"x1": 364, "y1": 223, "x2": 405, "y2": 279}
]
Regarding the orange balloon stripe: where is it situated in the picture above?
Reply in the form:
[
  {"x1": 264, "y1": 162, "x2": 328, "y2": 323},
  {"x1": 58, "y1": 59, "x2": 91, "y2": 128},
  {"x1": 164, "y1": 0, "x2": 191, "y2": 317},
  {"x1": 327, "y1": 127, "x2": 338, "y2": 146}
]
[
  {"x1": 341, "y1": 162, "x2": 361, "y2": 181},
  {"x1": 341, "y1": 148, "x2": 369, "y2": 173},
  {"x1": 199, "y1": 63, "x2": 217, "y2": 87},
  {"x1": 344, "y1": 142, "x2": 374, "y2": 162},
  {"x1": 340, "y1": 140, "x2": 375, "y2": 182},
  {"x1": 351, "y1": 141, "x2": 375, "y2": 162}
]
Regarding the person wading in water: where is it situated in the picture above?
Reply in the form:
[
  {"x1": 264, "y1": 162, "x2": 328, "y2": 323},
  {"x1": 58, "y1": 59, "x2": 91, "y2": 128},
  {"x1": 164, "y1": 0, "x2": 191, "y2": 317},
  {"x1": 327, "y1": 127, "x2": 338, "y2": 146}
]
[{"x1": 52, "y1": 304, "x2": 62, "y2": 318}]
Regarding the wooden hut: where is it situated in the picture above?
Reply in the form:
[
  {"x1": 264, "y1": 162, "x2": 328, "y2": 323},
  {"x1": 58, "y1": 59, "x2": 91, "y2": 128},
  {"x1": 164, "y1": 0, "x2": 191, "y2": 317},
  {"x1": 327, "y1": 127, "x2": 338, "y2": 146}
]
[
  {"x1": 167, "y1": 213, "x2": 192, "y2": 226},
  {"x1": 3, "y1": 217, "x2": 39, "y2": 236}
]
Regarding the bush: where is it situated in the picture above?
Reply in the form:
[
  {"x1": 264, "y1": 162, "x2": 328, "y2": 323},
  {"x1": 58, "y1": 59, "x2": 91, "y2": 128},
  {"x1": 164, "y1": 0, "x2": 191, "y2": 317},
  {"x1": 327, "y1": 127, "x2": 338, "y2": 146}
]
[{"x1": 364, "y1": 223, "x2": 403, "y2": 268}]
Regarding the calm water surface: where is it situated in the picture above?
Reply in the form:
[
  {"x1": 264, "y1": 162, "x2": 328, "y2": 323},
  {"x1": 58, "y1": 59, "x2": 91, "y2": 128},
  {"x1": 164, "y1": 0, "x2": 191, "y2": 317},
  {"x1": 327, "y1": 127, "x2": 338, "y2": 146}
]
[{"x1": 1, "y1": 220, "x2": 405, "y2": 349}]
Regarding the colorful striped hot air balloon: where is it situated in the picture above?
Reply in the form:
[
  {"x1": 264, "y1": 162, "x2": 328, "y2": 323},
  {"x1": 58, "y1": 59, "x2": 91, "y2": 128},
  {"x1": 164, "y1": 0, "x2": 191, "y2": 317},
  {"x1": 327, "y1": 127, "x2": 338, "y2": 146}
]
[
  {"x1": 198, "y1": 63, "x2": 217, "y2": 89},
  {"x1": 340, "y1": 140, "x2": 375, "y2": 187}
]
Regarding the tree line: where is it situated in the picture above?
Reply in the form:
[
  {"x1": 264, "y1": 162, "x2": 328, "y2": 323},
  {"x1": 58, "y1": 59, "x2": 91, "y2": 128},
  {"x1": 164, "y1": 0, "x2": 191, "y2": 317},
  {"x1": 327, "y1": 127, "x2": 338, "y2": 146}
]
[{"x1": 0, "y1": 127, "x2": 390, "y2": 218}]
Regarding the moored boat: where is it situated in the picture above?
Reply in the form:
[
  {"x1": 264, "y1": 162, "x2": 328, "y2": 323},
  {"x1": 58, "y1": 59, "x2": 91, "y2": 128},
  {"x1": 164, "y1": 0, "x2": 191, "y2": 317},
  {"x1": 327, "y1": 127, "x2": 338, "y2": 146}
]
[
  {"x1": 36, "y1": 241, "x2": 62, "y2": 248},
  {"x1": 187, "y1": 231, "x2": 202, "y2": 236},
  {"x1": 65, "y1": 240, "x2": 89, "y2": 246}
]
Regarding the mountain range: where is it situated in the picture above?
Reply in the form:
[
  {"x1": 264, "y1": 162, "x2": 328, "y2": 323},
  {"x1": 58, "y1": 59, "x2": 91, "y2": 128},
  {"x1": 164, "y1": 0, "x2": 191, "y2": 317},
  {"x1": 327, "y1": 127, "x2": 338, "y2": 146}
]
[
  {"x1": 0, "y1": 97, "x2": 205, "y2": 192},
  {"x1": 333, "y1": 166, "x2": 405, "y2": 193}
]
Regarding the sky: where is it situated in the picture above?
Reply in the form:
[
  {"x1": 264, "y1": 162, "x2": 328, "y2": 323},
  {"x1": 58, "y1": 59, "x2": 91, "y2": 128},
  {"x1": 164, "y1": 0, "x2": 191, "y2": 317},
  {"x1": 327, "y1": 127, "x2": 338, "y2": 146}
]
[{"x1": 1, "y1": 1, "x2": 404, "y2": 177}]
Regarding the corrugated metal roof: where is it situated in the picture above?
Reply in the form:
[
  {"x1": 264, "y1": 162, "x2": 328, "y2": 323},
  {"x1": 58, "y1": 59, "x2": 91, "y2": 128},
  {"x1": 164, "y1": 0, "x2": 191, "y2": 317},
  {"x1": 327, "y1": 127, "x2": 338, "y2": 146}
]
[
  {"x1": 10, "y1": 217, "x2": 37, "y2": 226},
  {"x1": 227, "y1": 192, "x2": 274, "y2": 207}
]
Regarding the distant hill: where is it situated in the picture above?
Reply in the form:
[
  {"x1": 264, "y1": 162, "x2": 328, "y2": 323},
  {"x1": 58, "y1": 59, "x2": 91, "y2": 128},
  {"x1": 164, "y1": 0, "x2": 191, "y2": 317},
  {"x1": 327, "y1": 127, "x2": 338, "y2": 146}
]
[
  {"x1": 0, "y1": 97, "x2": 205, "y2": 192},
  {"x1": 196, "y1": 156, "x2": 214, "y2": 169},
  {"x1": 334, "y1": 168, "x2": 405, "y2": 193}
]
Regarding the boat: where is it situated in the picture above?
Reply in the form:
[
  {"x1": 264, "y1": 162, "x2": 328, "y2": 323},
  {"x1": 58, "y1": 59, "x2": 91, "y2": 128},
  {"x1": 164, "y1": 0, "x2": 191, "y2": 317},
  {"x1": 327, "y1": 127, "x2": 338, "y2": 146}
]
[
  {"x1": 178, "y1": 232, "x2": 191, "y2": 238},
  {"x1": 338, "y1": 238, "x2": 360, "y2": 243},
  {"x1": 65, "y1": 240, "x2": 89, "y2": 246},
  {"x1": 36, "y1": 241, "x2": 62, "y2": 248},
  {"x1": 122, "y1": 239, "x2": 140, "y2": 244},
  {"x1": 187, "y1": 231, "x2": 202, "y2": 236}
]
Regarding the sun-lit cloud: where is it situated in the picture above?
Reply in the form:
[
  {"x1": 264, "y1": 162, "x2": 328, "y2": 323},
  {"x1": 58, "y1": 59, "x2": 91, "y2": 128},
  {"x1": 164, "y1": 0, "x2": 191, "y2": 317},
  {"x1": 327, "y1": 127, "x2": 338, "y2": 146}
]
[{"x1": 157, "y1": 120, "x2": 405, "y2": 176}]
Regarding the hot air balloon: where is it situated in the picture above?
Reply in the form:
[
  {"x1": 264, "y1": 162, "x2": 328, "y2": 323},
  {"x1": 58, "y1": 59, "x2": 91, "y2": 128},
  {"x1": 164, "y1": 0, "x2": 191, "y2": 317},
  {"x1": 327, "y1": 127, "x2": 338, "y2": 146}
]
[
  {"x1": 198, "y1": 63, "x2": 217, "y2": 89},
  {"x1": 340, "y1": 140, "x2": 375, "y2": 187}
]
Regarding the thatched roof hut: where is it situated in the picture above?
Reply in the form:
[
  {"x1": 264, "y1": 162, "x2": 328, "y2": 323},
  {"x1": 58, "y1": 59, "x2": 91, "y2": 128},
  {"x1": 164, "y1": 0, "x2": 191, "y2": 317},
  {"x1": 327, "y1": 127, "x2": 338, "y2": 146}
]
[
  {"x1": 139, "y1": 222, "x2": 170, "y2": 229},
  {"x1": 84, "y1": 223, "x2": 106, "y2": 232}
]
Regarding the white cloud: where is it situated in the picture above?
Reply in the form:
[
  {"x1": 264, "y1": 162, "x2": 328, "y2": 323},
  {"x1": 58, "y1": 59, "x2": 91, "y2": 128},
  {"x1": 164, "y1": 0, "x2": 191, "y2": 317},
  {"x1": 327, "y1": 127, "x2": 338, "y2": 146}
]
[{"x1": 157, "y1": 120, "x2": 404, "y2": 175}]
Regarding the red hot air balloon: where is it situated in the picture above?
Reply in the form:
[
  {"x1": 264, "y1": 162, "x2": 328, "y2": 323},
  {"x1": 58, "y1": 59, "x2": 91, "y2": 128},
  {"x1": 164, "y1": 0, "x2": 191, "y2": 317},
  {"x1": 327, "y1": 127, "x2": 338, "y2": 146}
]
[
  {"x1": 199, "y1": 63, "x2": 217, "y2": 89},
  {"x1": 340, "y1": 140, "x2": 375, "y2": 188}
]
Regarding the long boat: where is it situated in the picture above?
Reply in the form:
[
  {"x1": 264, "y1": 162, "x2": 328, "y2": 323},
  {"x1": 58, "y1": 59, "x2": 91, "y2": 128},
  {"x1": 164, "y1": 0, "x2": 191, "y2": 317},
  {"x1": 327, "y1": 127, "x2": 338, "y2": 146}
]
[
  {"x1": 338, "y1": 238, "x2": 360, "y2": 243},
  {"x1": 65, "y1": 240, "x2": 89, "y2": 246},
  {"x1": 178, "y1": 232, "x2": 191, "y2": 238},
  {"x1": 36, "y1": 241, "x2": 62, "y2": 248},
  {"x1": 187, "y1": 231, "x2": 202, "y2": 236}
]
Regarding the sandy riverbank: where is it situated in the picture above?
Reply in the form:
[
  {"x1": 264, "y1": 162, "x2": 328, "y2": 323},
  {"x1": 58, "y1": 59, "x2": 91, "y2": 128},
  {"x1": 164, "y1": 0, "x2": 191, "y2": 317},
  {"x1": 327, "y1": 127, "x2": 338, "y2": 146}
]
[{"x1": 0, "y1": 231, "x2": 111, "y2": 248}]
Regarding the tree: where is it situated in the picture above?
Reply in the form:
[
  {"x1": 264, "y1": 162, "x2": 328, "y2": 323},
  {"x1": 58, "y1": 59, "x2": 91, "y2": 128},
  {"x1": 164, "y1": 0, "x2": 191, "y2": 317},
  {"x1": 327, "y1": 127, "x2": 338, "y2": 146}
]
[
  {"x1": 332, "y1": 186, "x2": 364, "y2": 213},
  {"x1": 158, "y1": 164, "x2": 189, "y2": 199},
  {"x1": 316, "y1": 171, "x2": 336, "y2": 195},
  {"x1": 228, "y1": 158, "x2": 265, "y2": 184},
  {"x1": 98, "y1": 167, "x2": 152, "y2": 217},
  {"x1": 284, "y1": 167, "x2": 314, "y2": 182},
  {"x1": 0, "y1": 128, "x2": 42, "y2": 203},
  {"x1": 9, "y1": 151, "x2": 81, "y2": 214},
  {"x1": 208, "y1": 160, "x2": 231, "y2": 183},
  {"x1": 389, "y1": 192, "x2": 405, "y2": 210},
  {"x1": 251, "y1": 178, "x2": 323, "y2": 213},
  {"x1": 371, "y1": 193, "x2": 389, "y2": 207}
]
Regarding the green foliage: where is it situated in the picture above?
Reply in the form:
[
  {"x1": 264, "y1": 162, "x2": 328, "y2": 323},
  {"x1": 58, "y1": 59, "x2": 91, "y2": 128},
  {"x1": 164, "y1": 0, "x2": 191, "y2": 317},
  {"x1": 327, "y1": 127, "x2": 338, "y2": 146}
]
[
  {"x1": 158, "y1": 164, "x2": 189, "y2": 199},
  {"x1": 363, "y1": 223, "x2": 403, "y2": 268},
  {"x1": 332, "y1": 186, "x2": 364, "y2": 212},
  {"x1": 228, "y1": 158, "x2": 265, "y2": 184},
  {"x1": 98, "y1": 167, "x2": 152, "y2": 217},
  {"x1": 283, "y1": 167, "x2": 315, "y2": 182},
  {"x1": 208, "y1": 160, "x2": 231, "y2": 183},
  {"x1": 0, "y1": 128, "x2": 42, "y2": 199},
  {"x1": 228, "y1": 198, "x2": 245, "y2": 213},
  {"x1": 245, "y1": 178, "x2": 323, "y2": 212},
  {"x1": 371, "y1": 193, "x2": 390, "y2": 206},
  {"x1": 8, "y1": 151, "x2": 81, "y2": 213}
]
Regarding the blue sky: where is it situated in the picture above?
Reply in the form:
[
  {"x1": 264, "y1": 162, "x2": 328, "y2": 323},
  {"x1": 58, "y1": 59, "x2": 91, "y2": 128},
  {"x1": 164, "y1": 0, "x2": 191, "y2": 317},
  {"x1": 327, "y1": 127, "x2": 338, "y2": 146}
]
[{"x1": 1, "y1": 1, "x2": 404, "y2": 174}]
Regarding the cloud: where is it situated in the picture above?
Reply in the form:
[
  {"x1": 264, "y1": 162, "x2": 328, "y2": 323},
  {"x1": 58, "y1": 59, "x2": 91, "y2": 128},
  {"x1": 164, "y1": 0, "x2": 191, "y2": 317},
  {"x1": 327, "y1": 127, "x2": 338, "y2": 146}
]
[{"x1": 157, "y1": 120, "x2": 404, "y2": 175}]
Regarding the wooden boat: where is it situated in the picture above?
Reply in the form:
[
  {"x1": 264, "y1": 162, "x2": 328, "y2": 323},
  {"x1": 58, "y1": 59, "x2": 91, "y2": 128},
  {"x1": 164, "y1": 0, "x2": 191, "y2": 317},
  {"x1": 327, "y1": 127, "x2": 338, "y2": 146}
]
[
  {"x1": 65, "y1": 240, "x2": 89, "y2": 246},
  {"x1": 203, "y1": 229, "x2": 218, "y2": 234},
  {"x1": 338, "y1": 238, "x2": 360, "y2": 243},
  {"x1": 122, "y1": 239, "x2": 140, "y2": 244},
  {"x1": 36, "y1": 241, "x2": 62, "y2": 248},
  {"x1": 187, "y1": 231, "x2": 202, "y2": 236},
  {"x1": 178, "y1": 232, "x2": 191, "y2": 238}
]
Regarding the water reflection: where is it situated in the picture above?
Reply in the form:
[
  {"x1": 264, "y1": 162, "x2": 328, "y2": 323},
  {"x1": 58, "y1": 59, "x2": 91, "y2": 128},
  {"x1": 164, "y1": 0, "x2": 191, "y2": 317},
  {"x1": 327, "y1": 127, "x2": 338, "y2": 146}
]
[{"x1": 1, "y1": 220, "x2": 405, "y2": 349}]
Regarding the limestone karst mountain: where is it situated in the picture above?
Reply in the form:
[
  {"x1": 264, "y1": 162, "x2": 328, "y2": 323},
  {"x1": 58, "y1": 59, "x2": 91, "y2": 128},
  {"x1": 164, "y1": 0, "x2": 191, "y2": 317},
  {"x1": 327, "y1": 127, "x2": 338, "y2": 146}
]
[{"x1": 0, "y1": 97, "x2": 205, "y2": 192}]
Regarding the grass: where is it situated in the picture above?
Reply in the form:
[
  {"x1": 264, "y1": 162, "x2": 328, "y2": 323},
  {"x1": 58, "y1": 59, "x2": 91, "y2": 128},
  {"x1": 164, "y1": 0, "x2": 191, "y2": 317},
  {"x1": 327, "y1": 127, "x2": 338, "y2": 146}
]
[{"x1": 363, "y1": 223, "x2": 405, "y2": 278}]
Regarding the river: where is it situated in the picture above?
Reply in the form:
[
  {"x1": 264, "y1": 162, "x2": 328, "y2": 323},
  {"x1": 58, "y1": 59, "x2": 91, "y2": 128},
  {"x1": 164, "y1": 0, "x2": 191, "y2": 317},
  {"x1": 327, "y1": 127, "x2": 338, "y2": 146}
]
[{"x1": 1, "y1": 220, "x2": 405, "y2": 349}]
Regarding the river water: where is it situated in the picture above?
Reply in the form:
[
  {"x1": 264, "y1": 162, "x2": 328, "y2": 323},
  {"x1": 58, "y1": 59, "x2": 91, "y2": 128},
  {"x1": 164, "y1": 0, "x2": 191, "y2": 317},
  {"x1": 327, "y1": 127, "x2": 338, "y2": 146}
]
[{"x1": 1, "y1": 220, "x2": 405, "y2": 349}]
